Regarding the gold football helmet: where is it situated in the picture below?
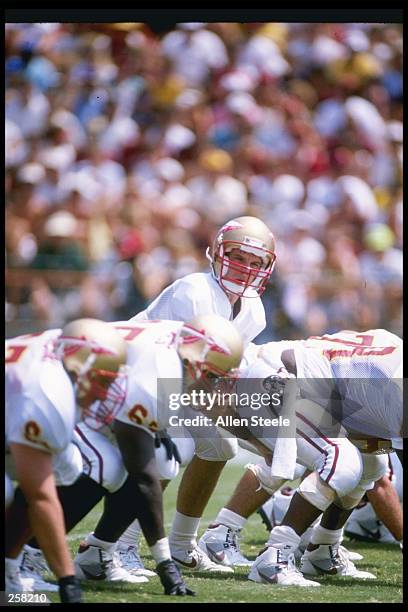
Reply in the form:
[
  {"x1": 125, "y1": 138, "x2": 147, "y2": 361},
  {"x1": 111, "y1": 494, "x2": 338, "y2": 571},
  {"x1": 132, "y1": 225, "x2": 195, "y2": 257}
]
[
  {"x1": 176, "y1": 314, "x2": 244, "y2": 380},
  {"x1": 206, "y1": 216, "x2": 276, "y2": 298},
  {"x1": 55, "y1": 318, "x2": 128, "y2": 424}
]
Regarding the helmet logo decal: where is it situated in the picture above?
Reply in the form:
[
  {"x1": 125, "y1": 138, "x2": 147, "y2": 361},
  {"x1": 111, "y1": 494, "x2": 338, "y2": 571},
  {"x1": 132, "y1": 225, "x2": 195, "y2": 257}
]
[
  {"x1": 220, "y1": 221, "x2": 244, "y2": 233},
  {"x1": 207, "y1": 338, "x2": 231, "y2": 356},
  {"x1": 56, "y1": 335, "x2": 118, "y2": 358},
  {"x1": 180, "y1": 325, "x2": 232, "y2": 356}
]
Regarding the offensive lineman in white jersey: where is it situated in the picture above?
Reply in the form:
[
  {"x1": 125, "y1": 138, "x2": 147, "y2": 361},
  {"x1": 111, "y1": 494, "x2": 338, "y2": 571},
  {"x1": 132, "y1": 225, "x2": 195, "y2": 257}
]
[
  {"x1": 19, "y1": 320, "x2": 192, "y2": 589},
  {"x1": 21, "y1": 316, "x2": 249, "y2": 596},
  {"x1": 255, "y1": 331, "x2": 403, "y2": 554},
  {"x1": 250, "y1": 331, "x2": 402, "y2": 585},
  {"x1": 200, "y1": 330, "x2": 402, "y2": 586},
  {"x1": 120, "y1": 216, "x2": 277, "y2": 572},
  {"x1": 5, "y1": 319, "x2": 128, "y2": 601}
]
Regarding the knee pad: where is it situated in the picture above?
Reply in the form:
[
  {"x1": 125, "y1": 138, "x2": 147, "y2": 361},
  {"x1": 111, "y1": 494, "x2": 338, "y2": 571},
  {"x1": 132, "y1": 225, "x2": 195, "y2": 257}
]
[
  {"x1": 338, "y1": 453, "x2": 389, "y2": 509},
  {"x1": 298, "y1": 471, "x2": 336, "y2": 512},
  {"x1": 359, "y1": 453, "x2": 389, "y2": 491},
  {"x1": 194, "y1": 436, "x2": 238, "y2": 461},
  {"x1": 246, "y1": 461, "x2": 286, "y2": 495},
  {"x1": 336, "y1": 491, "x2": 365, "y2": 510},
  {"x1": 298, "y1": 438, "x2": 363, "y2": 495},
  {"x1": 53, "y1": 443, "x2": 84, "y2": 486}
]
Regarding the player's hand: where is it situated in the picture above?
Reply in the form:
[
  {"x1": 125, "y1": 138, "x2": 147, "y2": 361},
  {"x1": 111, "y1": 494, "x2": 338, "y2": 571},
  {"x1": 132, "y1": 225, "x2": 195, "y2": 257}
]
[
  {"x1": 58, "y1": 575, "x2": 83, "y2": 603},
  {"x1": 262, "y1": 374, "x2": 287, "y2": 403},
  {"x1": 156, "y1": 559, "x2": 196, "y2": 596},
  {"x1": 155, "y1": 431, "x2": 181, "y2": 463}
]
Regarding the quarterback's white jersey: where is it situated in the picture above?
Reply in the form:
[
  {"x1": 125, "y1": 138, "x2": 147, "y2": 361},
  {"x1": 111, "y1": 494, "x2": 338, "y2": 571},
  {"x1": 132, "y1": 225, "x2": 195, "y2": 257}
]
[
  {"x1": 5, "y1": 330, "x2": 76, "y2": 454},
  {"x1": 131, "y1": 272, "x2": 265, "y2": 347}
]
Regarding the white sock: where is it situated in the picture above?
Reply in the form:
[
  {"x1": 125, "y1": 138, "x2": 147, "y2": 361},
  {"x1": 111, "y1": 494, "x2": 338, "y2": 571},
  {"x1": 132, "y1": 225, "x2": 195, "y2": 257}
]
[
  {"x1": 213, "y1": 508, "x2": 247, "y2": 531},
  {"x1": 310, "y1": 525, "x2": 343, "y2": 546},
  {"x1": 298, "y1": 526, "x2": 314, "y2": 553},
  {"x1": 267, "y1": 525, "x2": 301, "y2": 551},
  {"x1": 169, "y1": 512, "x2": 200, "y2": 549},
  {"x1": 150, "y1": 538, "x2": 172, "y2": 565},
  {"x1": 85, "y1": 532, "x2": 116, "y2": 553},
  {"x1": 117, "y1": 519, "x2": 142, "y2": 549},
  {"x1": 299, "y1": 517, "x2": 321, "y2": 552}
]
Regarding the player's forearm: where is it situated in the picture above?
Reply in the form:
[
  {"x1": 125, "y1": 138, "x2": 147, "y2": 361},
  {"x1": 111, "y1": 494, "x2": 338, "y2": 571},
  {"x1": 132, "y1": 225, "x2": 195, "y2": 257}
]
[
  {"x1": 366, "y1": 474, "x2": 403, "y2": 541},
  {"x1": 28, "y1": 495, "x2": 75, "y2": 578}
]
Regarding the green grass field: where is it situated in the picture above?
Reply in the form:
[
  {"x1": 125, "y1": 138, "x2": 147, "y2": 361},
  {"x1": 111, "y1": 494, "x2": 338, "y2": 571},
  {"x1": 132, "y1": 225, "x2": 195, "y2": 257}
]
[{"x1": 46, "y1": 464, "x2": 402, "y2": 604}]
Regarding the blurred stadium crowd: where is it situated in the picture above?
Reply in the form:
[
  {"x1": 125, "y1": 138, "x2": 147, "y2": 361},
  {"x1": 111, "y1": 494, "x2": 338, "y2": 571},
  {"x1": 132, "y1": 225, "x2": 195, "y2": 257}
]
[{"x1": 5, "y1": 21, "x2": 403, "y2": 340}]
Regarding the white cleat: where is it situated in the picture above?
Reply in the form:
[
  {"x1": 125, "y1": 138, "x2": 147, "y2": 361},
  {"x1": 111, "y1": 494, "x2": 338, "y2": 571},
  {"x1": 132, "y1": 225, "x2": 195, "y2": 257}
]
[
  {"x1": 20, "y1": 546, "x2": 58, "y2": 592},
  {"x1": 248, "y1": 547, "x2": 320, "y2": 587},
  {"x1": 300, "y1": 544, "x2": 376, "y2": 579},
  {"x1": 6, "y1": 567, "x2": 35, "y2": 593},
  {"x1": 338, "y1": 544, "x2": 363, "y2": 562},
  {"x1": 21, "y1": 545, "x2": 51, "y2": 575},
  {"x1": 198, "y1": 524, "x2": 253, "y2": 567},
  {"x1": 19, "y1": 568, "x2": 58, "y2": 593},
  {"x1": 171, "y1": 544, "x2": 234, "y2": 573},
  {"x1": 117, "y1": 544, "x2": 157, "y2": 577},
  {"x1": 345, "y1": 516, "x2": 398, "y2": 544},
  {"x1": 74, "y1": 542, "x2": 149, "y2": 583}
]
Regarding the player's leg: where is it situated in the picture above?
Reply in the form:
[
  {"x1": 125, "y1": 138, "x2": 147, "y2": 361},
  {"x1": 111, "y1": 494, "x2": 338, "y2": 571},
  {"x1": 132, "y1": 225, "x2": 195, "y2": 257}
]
[
  {"x1": 300, "y1": 452, "x2": 390, "y2": 579},
  {"x1": 168, "y1": 430, "x2": 239, "y2": 573},
  {"x1": 248, "y1": 434, "x2": 363, "y2": 587},
  {"x1": 70, "y1": 424, "x2": 148, "y2": 584},
  {"x1": 355, "y1": 453, "x2": 402, "y2": 542},
  {"x1": 117, "y1": 435, "x2": 195, "y2": 576},
  {"x1": 198, "y1": 461, "x2": 305, "y2": 567}
]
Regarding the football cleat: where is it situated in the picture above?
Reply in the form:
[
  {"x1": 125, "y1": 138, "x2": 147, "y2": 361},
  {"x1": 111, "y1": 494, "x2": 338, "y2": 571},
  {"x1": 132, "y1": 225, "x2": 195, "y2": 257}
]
[
  {"x1": 74, "y1": 542, "x2": 148, "y2": 583},
  {"x1": 19, "y1": 567, "x2": 58, "y2": 592},
  {"x1": 156, "y1": 559, "x2": 196, "y2": 596},
  {"x1": 257, "y1": 502, "x2": 274, "y2": 532},
  {"x1": 5, "y1": 566, "x2": 35, "y2": 593},
  {"x1": 300, "y1": 544, "x2": 376, "y2": 579},
  {"x1": 21, "y1": 545, "x2": 51, "y2": 576},
  {"x1": 257, "y1": 488, "x2": 297, "y2": 533},
  {"x1": 198, "y1": 524, "x2": 252, "y2": 567},
  {"x1": 297, "y1": 535, "x2": 363, "y2": 564},
  {"x1": 248, "y1": 546, "x2": 320, "y2": 587},
  {"x1": 338, "y1": 545, "x2": 363, "y2": 562},
  {"x1": 171, "y1": 544, "x2": 234, "y2": 573},
  {"x1": 344, "y1": 503, "x2": 398, "y2": 544},
  {"x1": 117, "y1": 544, "x2": 157, "y2": 577}
]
